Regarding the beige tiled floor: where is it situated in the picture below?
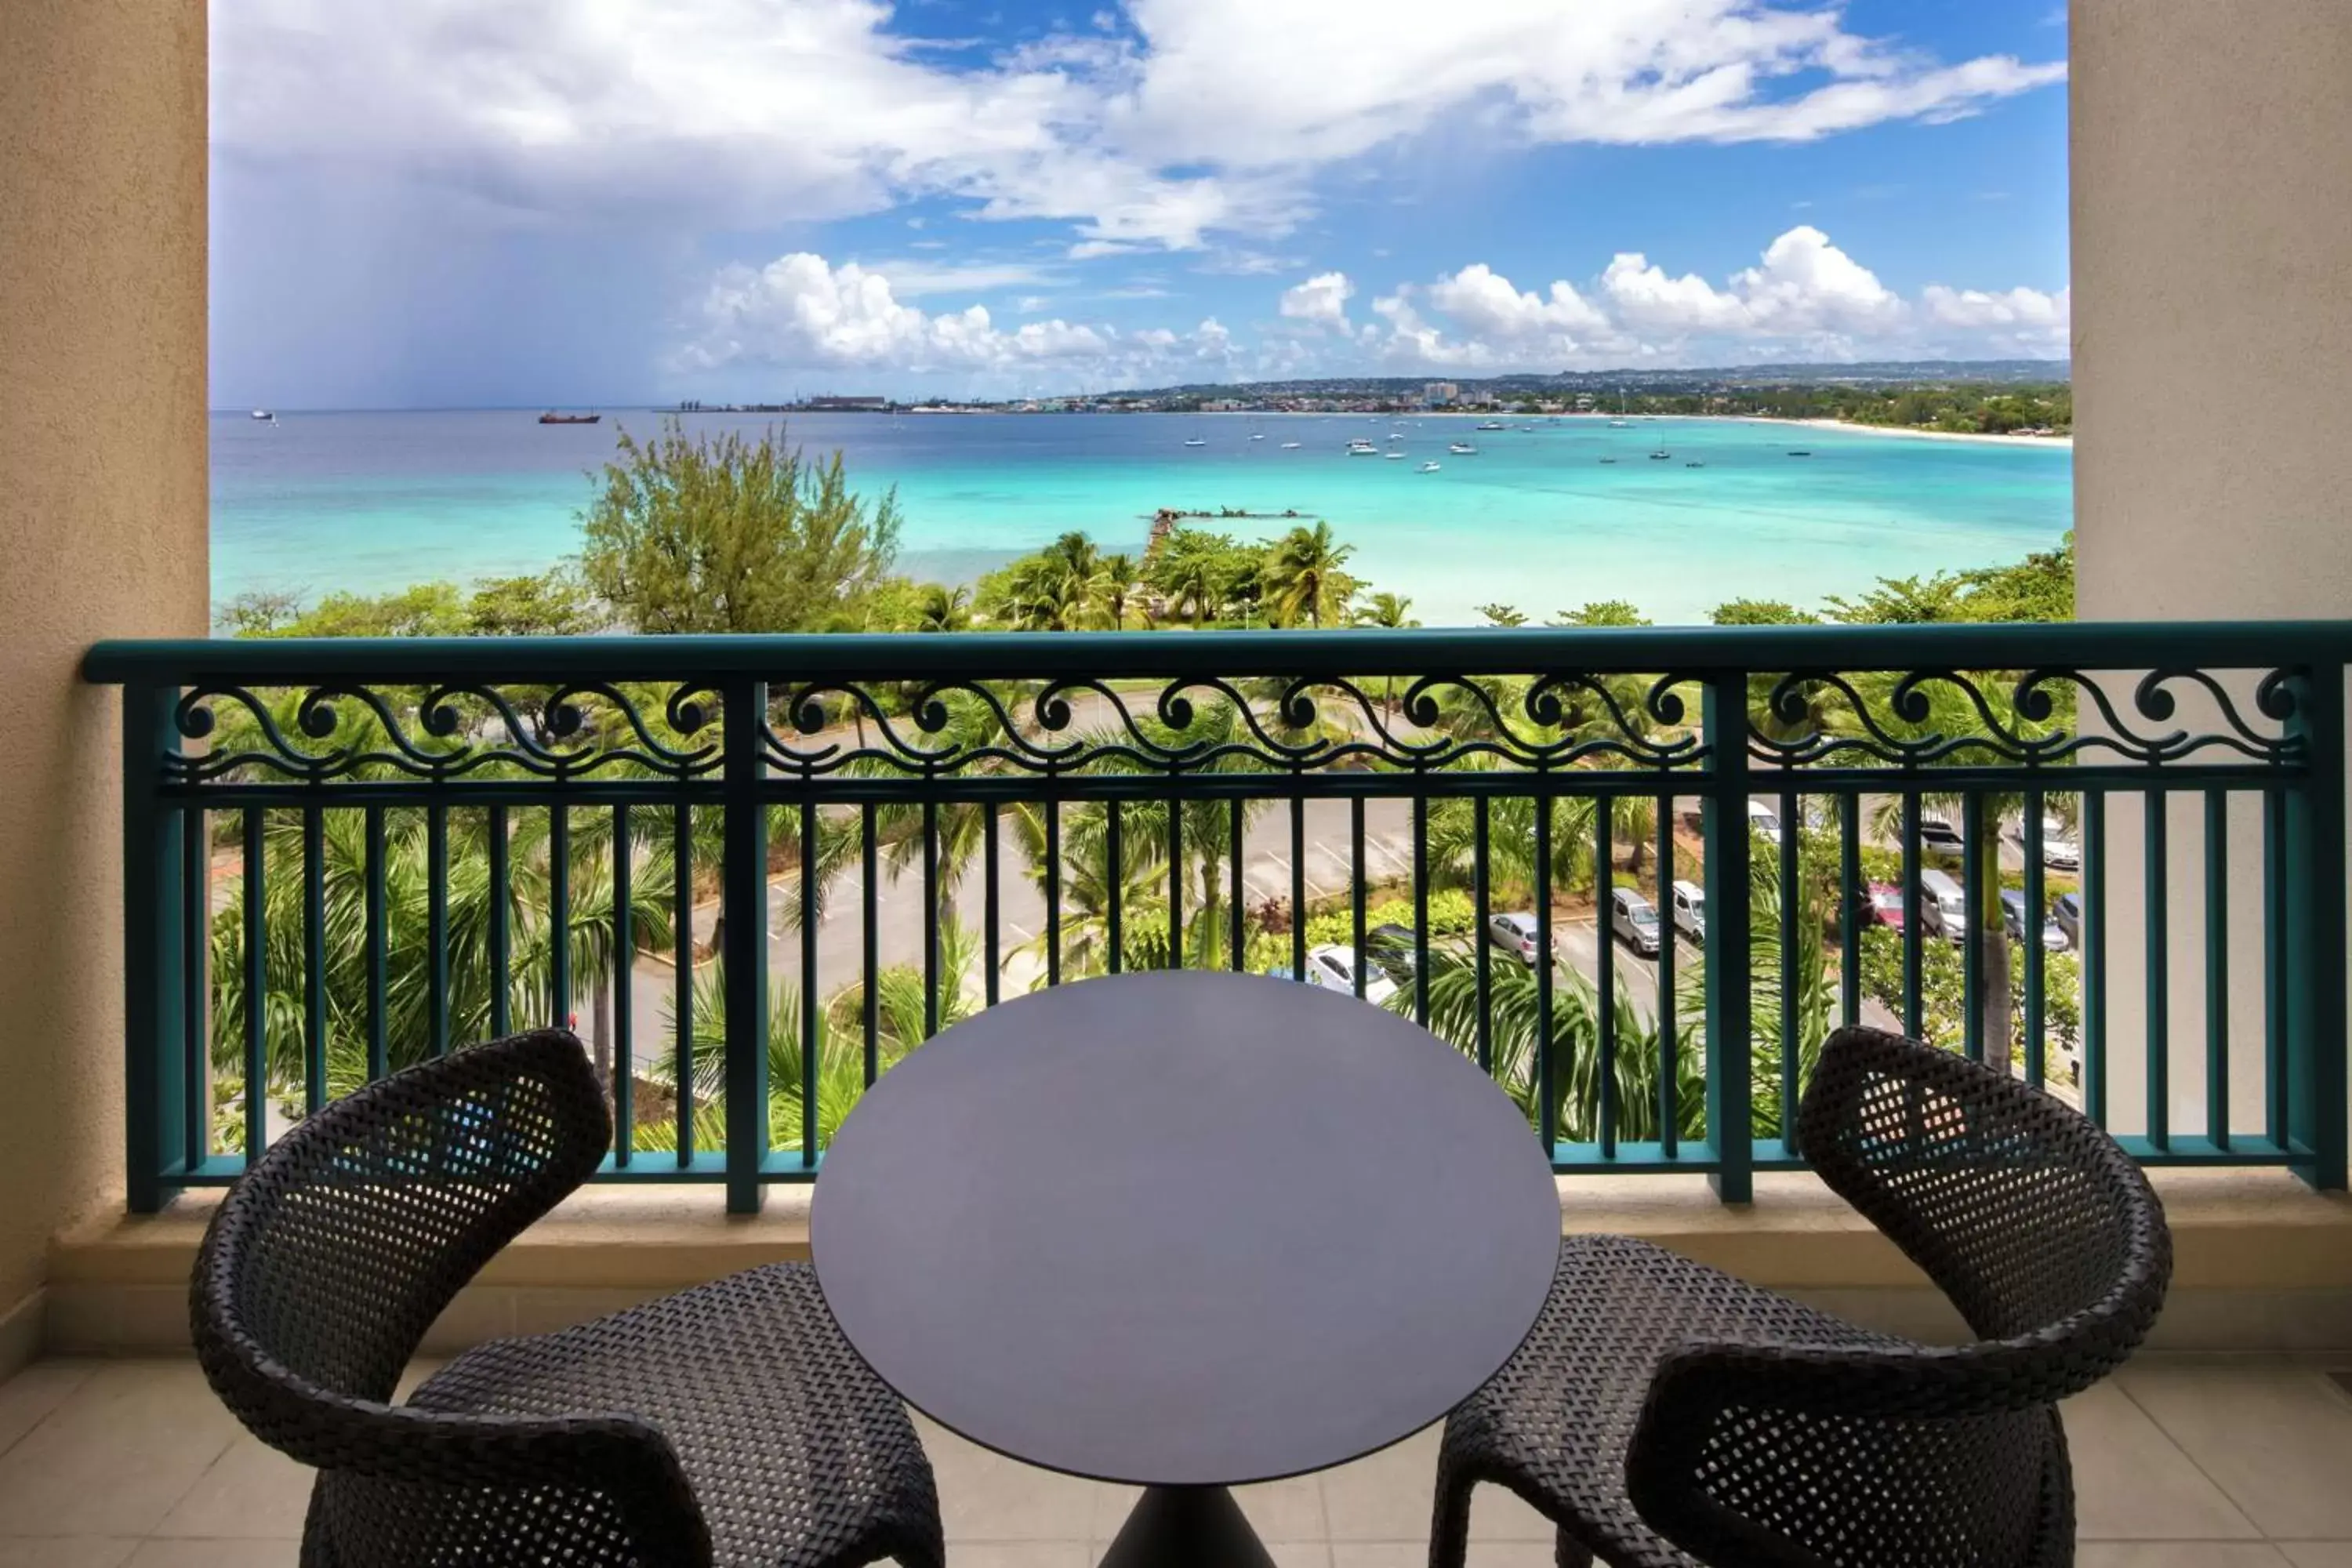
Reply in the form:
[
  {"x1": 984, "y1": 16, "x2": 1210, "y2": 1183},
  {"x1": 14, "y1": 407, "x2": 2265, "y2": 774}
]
[{"x1": 0, "y1": 1356, "x2": 2347, "y2": 1565}]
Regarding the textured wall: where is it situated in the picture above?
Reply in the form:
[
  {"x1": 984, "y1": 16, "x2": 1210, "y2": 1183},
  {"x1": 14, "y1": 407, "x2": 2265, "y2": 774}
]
[
  {"x1": 2074, "y1": 0, "x2": 2352, "y2": 619},
  {"x1": 0, "y1": 4, "x2": 209, "y2": 1319},
  {"x1": 2072, "y1": 0, "x2": 2352, "y2": 1145}
]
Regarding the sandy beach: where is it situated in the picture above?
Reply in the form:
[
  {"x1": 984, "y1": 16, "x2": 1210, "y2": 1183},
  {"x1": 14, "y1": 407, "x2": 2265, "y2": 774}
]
[{"x1": 1739, "y1": 415, "x2": 2072, "y2": 449}]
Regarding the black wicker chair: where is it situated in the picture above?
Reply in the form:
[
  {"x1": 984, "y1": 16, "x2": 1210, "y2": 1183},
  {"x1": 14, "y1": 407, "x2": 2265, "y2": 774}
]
[
  {"x1": 192, "y1": 1029, "x2": 945, "y2": 1568},
  {"x1": 1431, "y1": 1025, "x2": 2171, "y2": 1568}
]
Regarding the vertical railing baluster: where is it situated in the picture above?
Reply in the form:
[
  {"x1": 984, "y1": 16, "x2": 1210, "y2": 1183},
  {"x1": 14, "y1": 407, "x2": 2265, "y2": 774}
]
[
  {"x1": 1534, "y1": 790, "x2": 1555, "y2": 1152},
  {"x1": 242, "y1": 807, "x2": 267, "y2": 1166},
  {"x1": 1779, "y1": 787, "x2": 1800, "y2": 1155},
  {"x1": 1168, "y1": 795, "x2": 1184, "y2": 971},
  {"x1": 1961, "y1": 792, "x2": 1984, "y2": 1065},
  {"x1": 302, "y1": 804, "x2": 326, "y2": 1114},
  {"x1": 1657, "y1": 792, "x2": 1679, "y2": 1161},
  {"x1": 364, "y1": 805, "x2": 387, "y2": 1084},
  {"x1": 550, "y1": 804, "x2": 572, "y2": 1031},
  {"x1": 1838, "y1": 793, "x2": 1862, "y2": 1032},
  {"x1": 1412, "y1": 793, "x2": 1431, "y2": 1025},
  {"x1": 1289, "y1": 792, "x2": 1306, "y2": 982},
  {"x1": 1044, "y1": 799, "x2": 1062, "y2": 985},
  {"x1": 2205, "y1": 788, "x2": 2230, "y2": 1149},
  {"x1": 2084, "y1": 789, "x2": 2108, "y2": 1124},
  {"x1": 488, "y1": 804, "x2": 511, "y2": 1038},
  {"x1": 864, "y1": 802, "x2": 881, "y2": 1077},
  {"x1": 1350, "y1": 797, "x2": 1367, "y2": 999},
  {"x1": 2282, "y1": 660, "x2": 2347, "y2": 1191},
  {"x1": 2264, "y1": 786, "x2": 2287, "y2": 1149},
  {"x1": 2024, "y1": 793, "x2": 2045, "y2": 1090},
  {"x1": 612, "y1": 804, "x2": 633, "y2": 1165},
  {"x1": 2145, "y1": 790, "x2": 2170, "y2": 1149},
  {"x1": 428, "y1": 803, "x2": 449, "y2": 1058},
  {"x1": 1595, "y1": 802, "x2": 1616, "y2": 1158},
  {"x1": 122, "y1": 682, "x2": 189, "y2": 1210},
  {"x1": 1227, "y1": 797, "x2": 1245, "y2": 971},
  {"x1": 1472, "y1": 795, "x2": 1493, "y2": 1076},
  {"x1": 673, "y1": 802, "x2": 694, "y2": 1166},
  {"x1": 924, "y1": 799, "x2": 943, "y2": 1022},
  {"x1": 1105, "y1": 800, "x2": 1123, "y2": 977},
  {"x1": 1900, "y1": 788, "x2": 1923, "y2": 1040},
  {"x1": 1702, "y1": 676, "x2": 1752, "y2": 1202},
  {"x1": 982, "y1": 802, "x2": 1000, "y2": 1006},
  {"x1": 801, "y1": 801, "x2": 819, "y2": 1160},
  {"x1": 721, "y1": 680, "x2": 771, "y2": 1212},
  {"x1": 183, "y1": 800, "x2": 208, "y2": 1173}
]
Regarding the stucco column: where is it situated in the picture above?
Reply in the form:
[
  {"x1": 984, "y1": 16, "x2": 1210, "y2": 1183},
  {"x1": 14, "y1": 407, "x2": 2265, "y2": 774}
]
[
  {"x1": 0, "y1": 3, "x2": 209, "y2": 1353},
  {"x1": 2072, "y1": 0, "x2": 2352, "y2": 1152}
]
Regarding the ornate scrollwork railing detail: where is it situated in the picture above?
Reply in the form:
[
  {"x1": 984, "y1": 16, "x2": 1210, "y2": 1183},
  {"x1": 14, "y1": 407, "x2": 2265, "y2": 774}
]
[
  {"x1": 168, "y1": 681, "x2": 724, "y2": 783},
  {"x1": 757, "y1": 670, "x2": 1709, "y2": 779},
  {"x1": 1748, "y1": 665, "x2": 2304, "y2": 771}
]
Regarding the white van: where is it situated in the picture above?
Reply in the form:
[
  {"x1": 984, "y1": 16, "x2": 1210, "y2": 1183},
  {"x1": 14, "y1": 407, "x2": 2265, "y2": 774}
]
[
  {"x1": 1919, "y1": 868, "x2": 1969, "y2": 942},
  {"x1": 1669, "y1": 879, "x2": 1706, "y2": 944},
  {"x1": 1745, "y1": 798, "x2": 1783, "y2": 847}
]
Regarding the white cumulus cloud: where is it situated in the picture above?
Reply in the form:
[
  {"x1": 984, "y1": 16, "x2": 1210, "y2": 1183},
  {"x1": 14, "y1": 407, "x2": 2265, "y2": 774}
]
[
  {"x1": 1278, "y1": 271, "x2": 1356, "y2": 328},
  {"x1": 216, "y1": 0, "x2": 2066, "y2": 259},
  {"x1": 1599, "y1": 226, "x2": 1904, "y2": 340}
]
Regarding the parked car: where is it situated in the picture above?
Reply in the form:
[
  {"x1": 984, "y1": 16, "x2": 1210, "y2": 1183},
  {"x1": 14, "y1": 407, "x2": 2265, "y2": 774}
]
[
  {"x1": 1305, "y1": 944, "x2": 1399, "y2": 1004},
  {"x1": 2040, "y1": 813, "x2": 2083, "y2": 869},
  {"x1": 1916, "y1": 815, "x2": 1965, "y2": 850},
  {"x1": 2053, "y1": 891, "x2": 2083, "y2": 949},
  {"x1": 1486, "y1": 911, "x2": 1548, "y2": 967},
  {"x1": 2000, "y1": 888, "x2": 2069, "y2": 951},
  {"x1": 1746, "y1": 798, "x2": 1783, "y2": 847},
  {"x1": 1363, "y1": 922, "x2": 1418, "y2": 988},
  {"x1": 1669, "y1": 879, "x2": 1706, "y2": 944},
  {"x1": 1610, "y1": 887, "x2": 1662, "y2": 957},
  {"x1": 1919, "y1": 868, "x2": 1969, "y2": 942},
  {"x1": 1864, "y1": 880, "x2": 1907, "y2": 931}
]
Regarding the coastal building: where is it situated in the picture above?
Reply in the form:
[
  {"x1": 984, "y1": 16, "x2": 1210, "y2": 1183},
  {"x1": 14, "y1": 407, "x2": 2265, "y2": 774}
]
[
  {"x1": 5, "y1": 3, "x2": 2352, "y2": 1555},
  {"x1": 806, "y1": 394, "x2": 891, "y2": 412},
  {"x1": 1422, "y1": 381, "x2": 1458, "y2": 407}
]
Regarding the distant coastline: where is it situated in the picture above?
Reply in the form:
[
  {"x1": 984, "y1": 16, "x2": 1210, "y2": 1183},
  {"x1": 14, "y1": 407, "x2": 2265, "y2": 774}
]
[{"x1": 1726, "y1": 415, "x2": 2072, "y2": 449}]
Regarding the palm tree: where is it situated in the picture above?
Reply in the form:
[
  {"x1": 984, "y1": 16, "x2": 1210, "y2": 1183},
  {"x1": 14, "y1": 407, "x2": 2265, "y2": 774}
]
[
  {"x1": 1007, "y1": 799, "x2": 1168, "y2": 981},
  {"x1": 1156, "y1": 544, "x2": 1226, "y2": 627},
  {"x1": 211, "y1": 802, "x2": 678, "y2": 1138},
  {"x1": 1264, "y1": 521, "x2": 1356, "y2": 628},
  {"x1": 1354, "y1": 591, "x2": 1417, "y2": 630},
  {"x1": 1098, "y1": 552, "x2": 1141, "y2": 629},
  {"x1": 1410, "y1": 943, "x2": 1705, "y2": 1144},
  {"x1": 913, "y1": 583, "x2": 971, "y2": 633},
  {"x1": 648, "y1": 924, "x2": 981, "y2": 1156}
]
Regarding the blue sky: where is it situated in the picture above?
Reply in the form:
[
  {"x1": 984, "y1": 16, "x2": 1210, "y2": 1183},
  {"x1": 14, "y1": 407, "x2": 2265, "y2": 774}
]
[{"x1": 210, "y1": 1, "x2": 2071, "y2": 409}]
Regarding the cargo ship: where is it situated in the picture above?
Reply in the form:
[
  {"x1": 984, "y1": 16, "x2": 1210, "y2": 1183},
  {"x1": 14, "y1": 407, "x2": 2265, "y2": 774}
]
[{"x1": 538, "y1": 412, "x2": 601, "y2": 425}]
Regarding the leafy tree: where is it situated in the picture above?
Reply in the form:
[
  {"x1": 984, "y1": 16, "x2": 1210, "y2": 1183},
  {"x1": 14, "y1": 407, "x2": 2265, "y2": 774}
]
[
  {"x1": 1552, "y1": 600, "x2": 1650, "y2": 628},
  {"x1": 1823, "y1": 574, "x2": 1973, "y2": 625},
  {"x1": 1144, "y1": 526, "x2": 1246, "y2": 627},
  {"x1": 464, "y1": 570, "x2": 601, "y2": 637},
  {"x1": 1264, "y1": 521, "x2": 1358, "y2": 628},
  {"x1": 579, "y1": 419, "x2": 902, "y2": 633},
  {"x1": 1475, "y1": 604, "x2": 1527, "y2": 627},
  {"x1": 1710, "y1": 597, "x2": 1820, "y2": 626}
]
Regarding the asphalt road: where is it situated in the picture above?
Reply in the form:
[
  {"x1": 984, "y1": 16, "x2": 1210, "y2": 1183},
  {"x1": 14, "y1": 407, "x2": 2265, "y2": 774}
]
[{"x1": 605, "y1": 791, "x2": 1908, "y2": 1075}]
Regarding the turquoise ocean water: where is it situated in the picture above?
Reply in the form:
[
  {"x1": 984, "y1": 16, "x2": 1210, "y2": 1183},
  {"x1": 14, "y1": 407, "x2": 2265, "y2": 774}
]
[{"x1": 212, "y1": 410, "x2": 2071, "y2": 627}]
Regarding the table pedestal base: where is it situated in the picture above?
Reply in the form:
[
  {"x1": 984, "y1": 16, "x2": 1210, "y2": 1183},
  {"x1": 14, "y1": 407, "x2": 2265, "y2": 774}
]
[{"x1": 1098, "y1": 1486, "x2": 1276, "y2": 1568}]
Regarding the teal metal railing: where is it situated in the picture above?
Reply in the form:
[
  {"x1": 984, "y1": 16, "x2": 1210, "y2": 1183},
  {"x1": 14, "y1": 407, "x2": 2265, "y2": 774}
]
[{"x1": 86, "y1": 623, "x2": 2350, "y2": 1213}]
